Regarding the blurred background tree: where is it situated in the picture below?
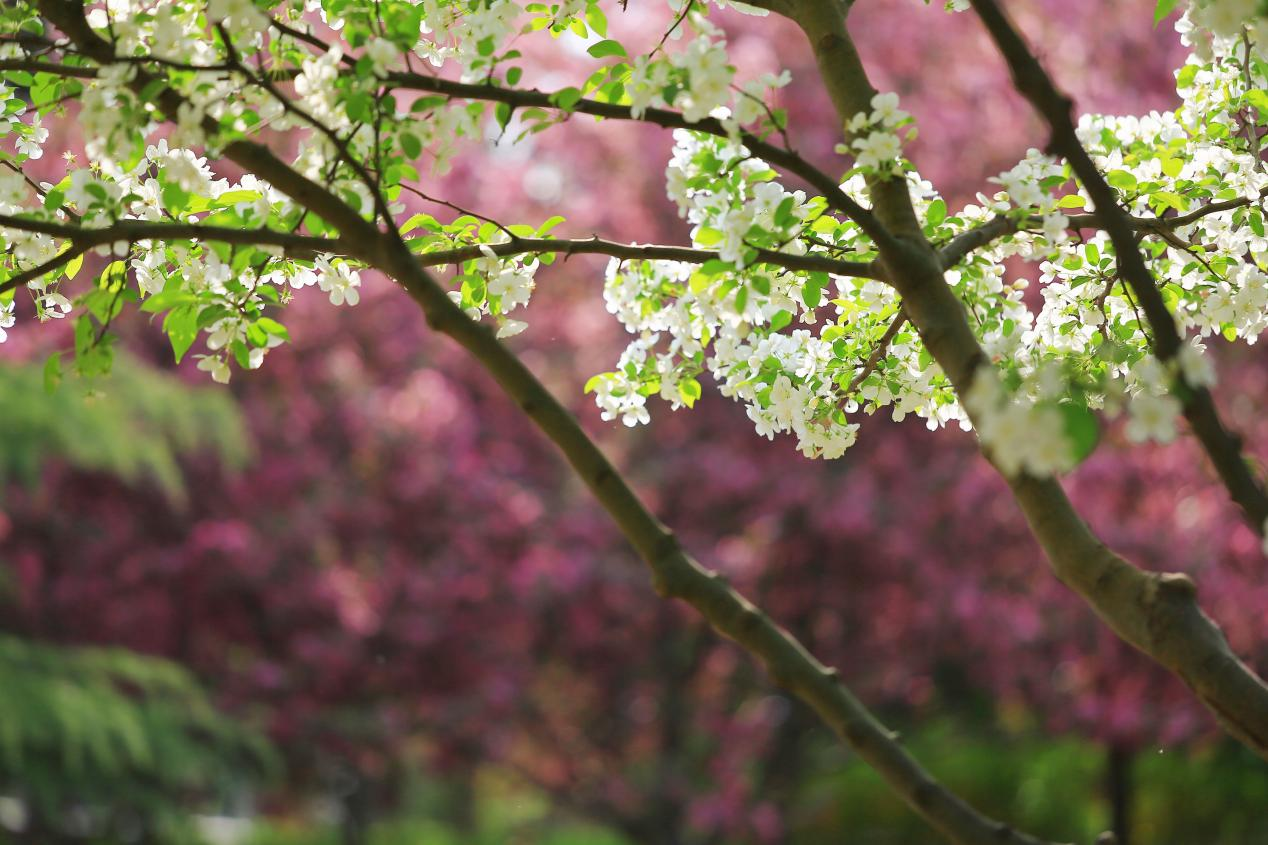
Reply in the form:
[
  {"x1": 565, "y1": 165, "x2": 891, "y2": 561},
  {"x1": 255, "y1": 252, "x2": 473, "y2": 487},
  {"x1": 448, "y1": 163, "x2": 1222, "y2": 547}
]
[
  {"x1": 0, "y1": 636, "x2": 275, "y2": 844},
  {"x1": 0, "y1": 358, "x2": 272, "y2": 844},
  {"x1": 2, "y1": 1, "x2": 1268, "y2": 844}
]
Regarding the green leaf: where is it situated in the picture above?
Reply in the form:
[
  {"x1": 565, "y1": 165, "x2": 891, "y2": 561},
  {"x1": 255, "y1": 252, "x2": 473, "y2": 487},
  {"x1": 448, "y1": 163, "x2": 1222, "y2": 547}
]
[
  {"x1": 1152, "y1": 191, "x2": 1187, "y2": 213},
  {"x1": 1247, "y1": 89, "x2": 1268, "y2": 114},
  {"x1": 255, "y1": 317, "x2": 290, "y2": 341},
  {"x1": 769, "y1": 309, "x2": 793, "y2": 332},
  {"x1": 801, "y1": 275, "x2": 825, "y2": 309},
  {"x1": 63, "y1": 252, "x2": 83, "y2": 282},
  {"x1": 926, "y1": 198, "x2": 947, "y2": 228},
  {"x1": 678, "y1": 377, "x2": 702, "y2": 408},
  {"x1": 774, "y1": 196, "x2": 796, "y2": 227},
  {"x1": 549, "y1": 87, "x2": 583, "y2": 111},
  {"x1": 694, "y1": 227, "x2": 723, "y2": 247},
  {"x1": 163, "y1": 305, "x2": 199, "y2": 364},
  {"x1": 246, "y1": 322, "x2": 268, "y2": 347},
  {"x1": 400, "y1": 212, "x2": 437, "y2": 235},
  {"x1": 42, "y1": 353, "x2": 62, "y2": 394},
  {"x1": 587, "y1": 39, "x2": 626, "y2": 59},
  {"x1": 214, "y1": 189, "x2": 264, "y2": 206},
  {"x1": 586, "y1": 3, "x2": 608, "y2": 36},
  {"x1": 161, "y1": 182, "x2": 189, "y2": 213},
  {"x1": 536, "y1": 215, "x2": 566, "y2": 236},
  {"x1": 140, "y1": 288, "x2": 197, "y2": 314},
  {"x1": 1059, "y1": 403, "x2": 1100, "y2": 464},
  {"x1": 495, "y1": 101, "x2": 513, "y2": 129},
  {"x1": 1153, "y1": 0, "x2": 1181, "y2": 26},
  {"x1": 398, "y1": 131, "x2": 422, "y2": 159},
  {"x1": 1106, "y1": 170, "x2": 1137, "y2": 192}
]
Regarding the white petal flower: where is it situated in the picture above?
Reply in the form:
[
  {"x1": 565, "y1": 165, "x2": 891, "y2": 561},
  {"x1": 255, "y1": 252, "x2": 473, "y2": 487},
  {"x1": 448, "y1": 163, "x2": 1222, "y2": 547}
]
[
  {"x1": 1125, "y1": 392, "x2": 1182, "y2": 444},
  {"x1": 196, "y1": 354, "x2": 232, "y2": 384},
  {"x1": 496, "y1": 318, "x2": 528, "y2": 339}
]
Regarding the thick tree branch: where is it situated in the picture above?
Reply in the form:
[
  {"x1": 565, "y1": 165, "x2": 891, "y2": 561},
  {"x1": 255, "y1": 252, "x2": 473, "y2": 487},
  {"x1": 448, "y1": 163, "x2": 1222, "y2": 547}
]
[
  {"x1": 376, "y1": 231, "x2": 1059, "y2": 845},
  {"x1": 0, "y1": 215, "x2": 341, "y2": 250},
  {"x1": 777, "y1": 0, "x2": 1268, "y2": 763},
  {"x1": 34, "y1": 4, "x2": 1055, "y2": 844},
  {"x1": 968, "y1": 0, "x2": 1268, "y2": 537},
  {"x1": 769, "y1": 0, "x2": 925, "y2": 240}
]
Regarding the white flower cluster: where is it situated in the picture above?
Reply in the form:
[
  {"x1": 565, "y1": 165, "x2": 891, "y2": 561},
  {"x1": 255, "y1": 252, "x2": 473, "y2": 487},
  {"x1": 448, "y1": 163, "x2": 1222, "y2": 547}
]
[
  {"x1": 409, "y1": 0, "x2": 520, "y2": 73},
  {"x1": 626, "y1": 16, "x2": 790, "y2": 128},
  {"x1": 0, "y1": 135, "x2": 364, "y2": 383},
  {"x1": 11, "y1": 0, "x2": 1268, "y2": 479},
  {"x1": 438, "y1": 236, "x2": 539, "y2": 340},
  {"x1": 1188, "y1": 0, "x2": 1262, "y2": 39},
  {"x1": 0, "y1": 300, "x2": 14, "y2": 343},
  {"x1": 964, "y1": 367, "x2": 1076, "y2": 477},
  {"x1": 989, "y1": 149, "x2": 1070, "y2": 248},
  {"x1": 834, "y1": 93, "x2": 912, "y2": 176},
  {"x1": 588, "y1": 10, "x2": 1268, "y2": 473},
  {"x1": 591, "y1": 131, "x2": 962, "y2": 458},
  {"x1": 911, "y1": 14, "x2": 1268, "y2": 465}
]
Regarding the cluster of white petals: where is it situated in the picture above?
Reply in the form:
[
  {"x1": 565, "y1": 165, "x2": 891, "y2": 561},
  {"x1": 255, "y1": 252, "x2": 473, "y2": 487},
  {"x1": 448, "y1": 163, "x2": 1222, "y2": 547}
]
[{"x1": 3, "y1": 0, "x2": 1268, "y2": 478}]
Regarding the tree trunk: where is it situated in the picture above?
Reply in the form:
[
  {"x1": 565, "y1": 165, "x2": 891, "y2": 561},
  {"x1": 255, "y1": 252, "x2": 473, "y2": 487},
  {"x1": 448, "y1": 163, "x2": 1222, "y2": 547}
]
[
  {"x1": 1105, "y1": 744, "x2": 1133, "y2": 845},
  {"x1": 338, "y1": 769, "x2": 371, "y2": 845}
]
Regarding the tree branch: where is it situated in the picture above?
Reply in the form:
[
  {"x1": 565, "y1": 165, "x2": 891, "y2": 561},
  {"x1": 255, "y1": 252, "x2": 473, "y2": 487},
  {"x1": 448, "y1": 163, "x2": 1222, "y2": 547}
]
[
  {"x1": 0, "y1": 216, "x2": 881, "y2": 298},
  {"x1": 938, "y1": 191, "x2": 1268, "y2": 270},
  {"x1": 376, "y1": 231, "x2": 1060, "y2": 845},
  {"x1": 1, "y1": 49, "x2": 892, "y2": 247},
  {"x1": 0, "y1": 57, "x2": 96, "y2": 77},
  {"x1": 846, "y1": 309, "x2": 906, "y2": 394},
  {"x1": 779, "y1": 0, "x2": 1268, "y2": 763},
  {"x1": 381, "y1": 72, "x2": 895, "y2": 246},
  {"x1": 939, "y1": 215, "x2": 1017, "y2": 269},
  {"x1": 0, "y1": 242, "x2": 87, "y2": 297},
  {"x1": 412, "y1": 235, "x2": 880, "y2": 280},
  {"x1": 968, "y1": 0, "x2": 1268, "y2": 539},
  {"x1": 34, "y1": 4, "x2": 1055, "y2": 844},
  {"x1": 0, "y1": 215, "x2": 345, "y2": 296}
]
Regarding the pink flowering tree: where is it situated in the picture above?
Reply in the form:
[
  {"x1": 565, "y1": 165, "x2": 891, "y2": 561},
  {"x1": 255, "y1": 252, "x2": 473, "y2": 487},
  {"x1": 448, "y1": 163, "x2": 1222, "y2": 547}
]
[{"x1": 3, "y1": 0, "x2": 1268, "y2": 843}]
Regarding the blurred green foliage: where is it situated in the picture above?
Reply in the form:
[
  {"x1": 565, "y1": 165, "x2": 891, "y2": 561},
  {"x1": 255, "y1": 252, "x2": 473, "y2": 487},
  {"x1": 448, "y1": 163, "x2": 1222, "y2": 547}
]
[
  {"x1": 0, "y1": 357, "x2": 267, "y2": 842},
  {"x1": 0, "y1": 354, "x2": 250, "y2": 502},
  {"x1": 795, "y1": 720, "x2": 1268, "y2": 845},
  {"x1": 242, "y1": 720, "x2": 1268, "y2": 845},
  {"x1": 246, "y1": 819, "x2": 628, "y2": 845},
  {"x1": 0, "y1": 636, "x2": 277, "y2": 843}
]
